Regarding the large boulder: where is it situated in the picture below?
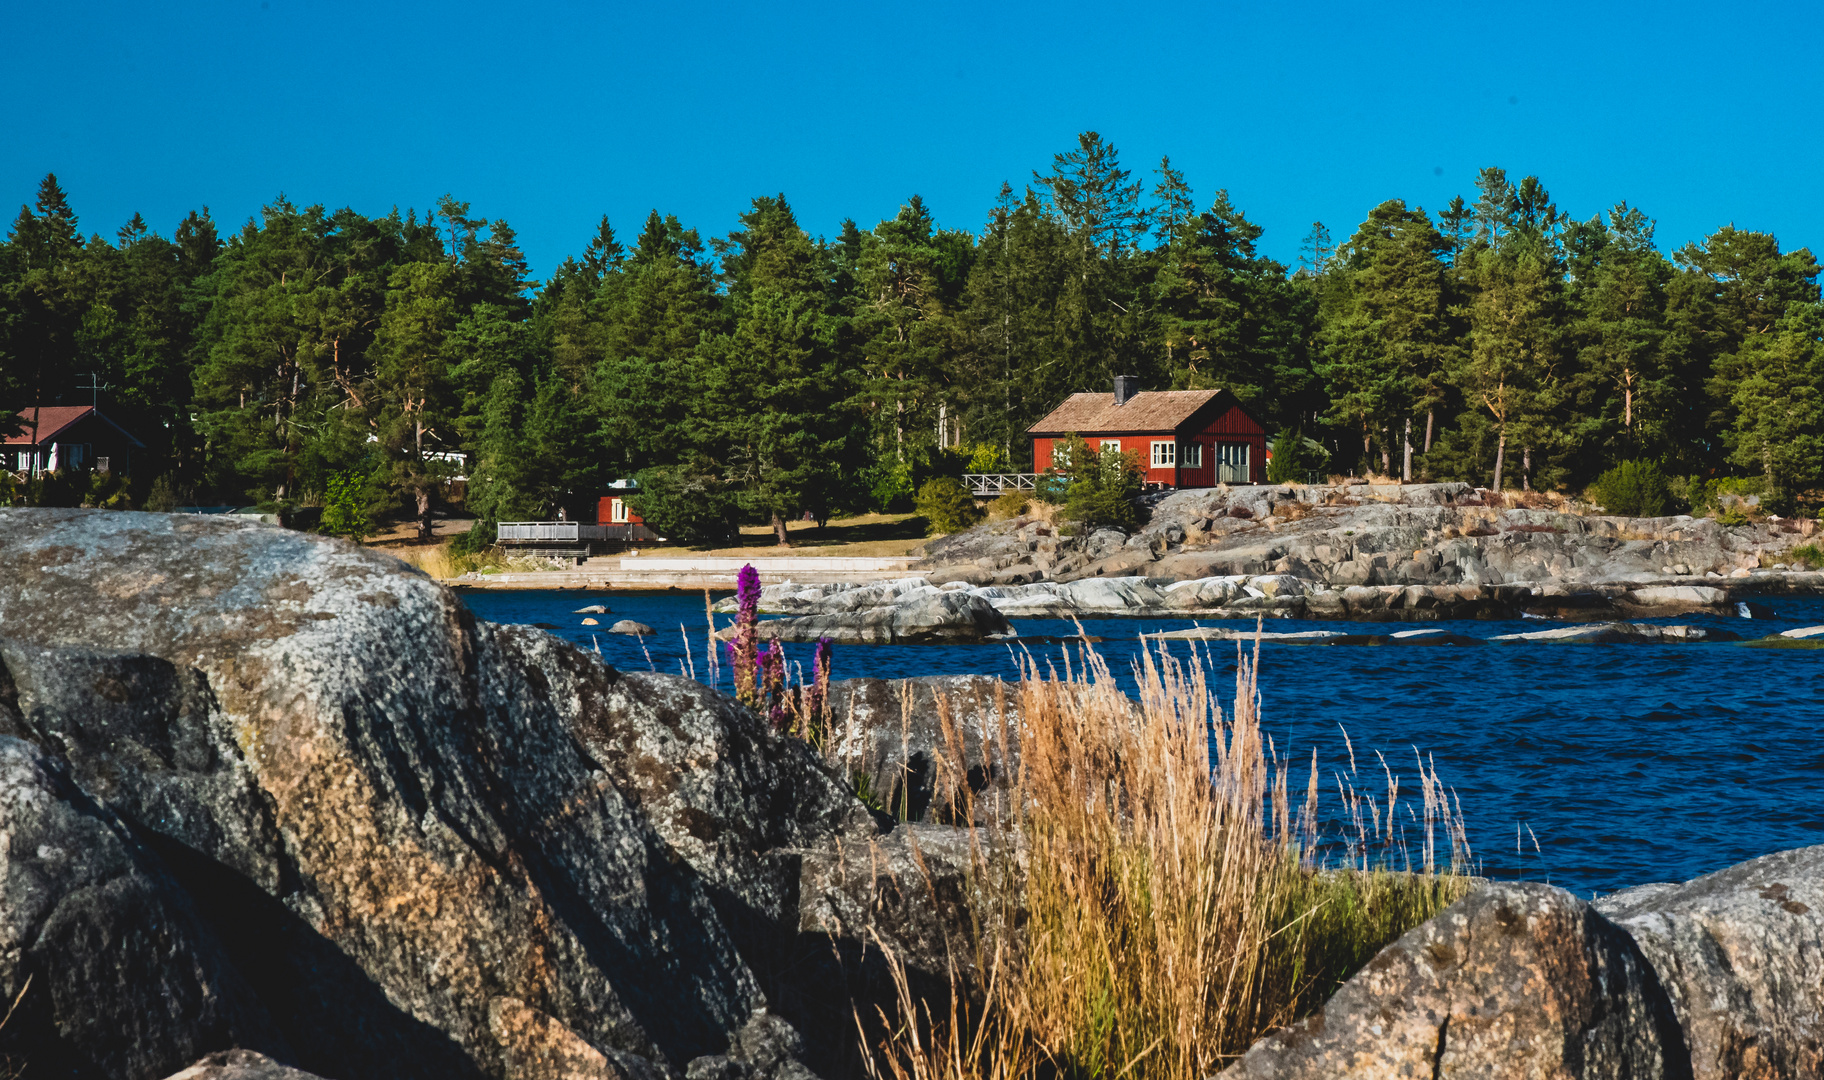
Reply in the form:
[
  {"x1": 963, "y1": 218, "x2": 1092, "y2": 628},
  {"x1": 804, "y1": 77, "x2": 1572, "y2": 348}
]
[
  {"x1": 1596, "y1": 845, "x2": 1824, "y2": 1080},
  {"x1": 0, "y1": 733, "x2": 286, "y2": 1079},
  {"x1": 1225, "y1": 847, "x2": 1824, "y2": 1079},
  {"x1": 163, "y1": 1050, "x2": 330, "y2": 1080},
  {"x1": 821, "y1": 676, "x2": 1022, "y2": 826},
  {"x1": 1219, "y1": 883, "x2": 1685, "y2": 1080},
  {"x1": 0, "y1": 508, "x2": 847, "y2": 1080},
  {"x1": 740, "y1": 589, "x2": 1013, "y2": 643}
]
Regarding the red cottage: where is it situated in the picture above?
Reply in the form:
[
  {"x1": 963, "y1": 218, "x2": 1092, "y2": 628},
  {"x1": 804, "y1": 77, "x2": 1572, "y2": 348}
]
[
  {"x1": 1027, "y1": 377, "x2": 1267, "y2": 488},
  {"x1": 5, "y1": 406, "x2": 145, "y2": 477}
]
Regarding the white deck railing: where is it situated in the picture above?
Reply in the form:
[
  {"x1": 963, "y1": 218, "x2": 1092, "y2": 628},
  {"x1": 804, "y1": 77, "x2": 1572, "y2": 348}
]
[
  {"x1": 963, "y1": 473, "x2": 1040, "y2": 496},
  {"x1": 498, "y1": 521, "x2": 581, "y2": 541}
]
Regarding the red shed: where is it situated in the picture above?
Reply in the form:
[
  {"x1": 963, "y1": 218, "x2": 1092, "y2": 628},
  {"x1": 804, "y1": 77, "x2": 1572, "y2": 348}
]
[{"x1": 1027, "y1": 378, "x2": 1267, "y2": 487}]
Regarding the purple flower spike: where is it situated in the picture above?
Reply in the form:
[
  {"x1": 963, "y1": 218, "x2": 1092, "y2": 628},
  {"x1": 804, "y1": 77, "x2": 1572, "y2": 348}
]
[
  {"x1": 731, "y1": 564, "x2": 763, "y2": 710},
  {"x1": 736, "y1": 564, "x2": 762, "y2": 620}
]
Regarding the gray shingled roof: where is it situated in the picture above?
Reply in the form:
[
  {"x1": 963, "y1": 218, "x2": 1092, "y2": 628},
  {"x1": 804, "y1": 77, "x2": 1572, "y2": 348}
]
[{"x1": 1027, "y1": 389, "x2": 1226, "y2": 435}]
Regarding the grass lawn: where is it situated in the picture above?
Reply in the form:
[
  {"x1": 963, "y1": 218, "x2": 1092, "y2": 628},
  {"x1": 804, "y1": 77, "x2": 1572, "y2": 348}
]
[
  {"x1": 365, "y1": 516, "x2": 478, "y2": 548},
  {"x1": 688, "y1": 512, "x2": 931, "y2": 558}
]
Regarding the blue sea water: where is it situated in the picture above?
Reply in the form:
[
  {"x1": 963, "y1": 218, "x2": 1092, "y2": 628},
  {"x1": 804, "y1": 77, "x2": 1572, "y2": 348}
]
[{"x1": 460, "y1": 587, "x2": 1824, "y2": 897}]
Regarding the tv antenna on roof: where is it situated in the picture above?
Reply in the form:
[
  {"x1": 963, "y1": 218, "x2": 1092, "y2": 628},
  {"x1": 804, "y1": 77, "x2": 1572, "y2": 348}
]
[{"x1": 76, "y1": 372, "x2": 112, "y2": 408}]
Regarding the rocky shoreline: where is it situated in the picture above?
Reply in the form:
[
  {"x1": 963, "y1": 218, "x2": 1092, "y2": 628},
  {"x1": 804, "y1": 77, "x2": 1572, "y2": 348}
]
[
  {"x1": 0, "y1": 508, "x2": 1819, "y2": 1080},
  {"x1": 721, "y1": 574, "x2": 1824, "y2": 644},
  {"x1": 926, "y1": 482, "x2": 1818, "y2": 593},
  {"x1": 704, "y1": 482, "x2": 1824, "y2": 641}
]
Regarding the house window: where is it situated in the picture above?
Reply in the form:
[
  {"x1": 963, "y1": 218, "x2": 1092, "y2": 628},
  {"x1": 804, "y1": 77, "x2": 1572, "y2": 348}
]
[
  {"x1": 1216, "y1": 442, "x2": 1250, "y2": 483},
  {"x1": 610, "y1": 498, "x2": 630, "y2": 524},
  {"x1": 1150, "y1": 440, "x2": 1176, "y2": 468},
  {"x1": 14, "y1": 452, "x2": 29, "y2": 472},
  {"x1": 1051, "y1": 442, "x2": 1071, "y2": 469},
  {"x1": 1181, "y1": 441, "x2": 1203, "y2": 468}
]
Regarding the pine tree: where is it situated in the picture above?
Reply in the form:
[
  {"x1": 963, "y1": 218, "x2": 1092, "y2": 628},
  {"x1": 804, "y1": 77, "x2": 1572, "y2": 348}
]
[
  {"x1": 1150, "y1": 156, "x2": 1195, "y2": 250},
  {"x1": 1724, "y1": 302, "x2": 1824, "y2": 493},
  {"x1": 370, "y1": 260, "x2": 461, "y2": 540},
  {"x1": 1033, "y1": 132, "x2": 1148, "y2": 258},
  {"x1": 1318, "y1": 200, "x2": 1451, "y2": 478},
  {"x1": 1297, "y1": 222, "x2": 1333, "y2": 276}
]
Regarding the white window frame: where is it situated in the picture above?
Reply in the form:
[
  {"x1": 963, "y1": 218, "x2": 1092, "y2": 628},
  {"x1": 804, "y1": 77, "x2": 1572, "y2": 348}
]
[
  {"x1": 1150, "y1": 440, "x2": 1175, "y2": 468},
  {"x1": 610, "y1": 497, "x2": 630, "y2": 524},
  {"x1": 1050, "y1": 441, "x2": 1071, "y2": 469},
  {"x1": 1180, "y1": 441, "x2": 1203, "y2": 468}
]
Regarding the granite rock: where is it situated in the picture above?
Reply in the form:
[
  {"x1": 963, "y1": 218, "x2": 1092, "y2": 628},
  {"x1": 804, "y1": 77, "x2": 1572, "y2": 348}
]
[{"x1": 1219, "y1": 883, "x2": 1686, "y2": 1080}]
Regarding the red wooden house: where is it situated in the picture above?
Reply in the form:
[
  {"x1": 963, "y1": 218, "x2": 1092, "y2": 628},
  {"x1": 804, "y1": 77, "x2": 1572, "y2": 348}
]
[
  {"x1": 1027, "y1": 378, "x2": 1267, "y2": 487},
  {"x1": 593, "y1": 483, "x2": 655, "y2": 540},
  {"x1": 6, "y1": 406, "x2": 145, "y2": 477}
]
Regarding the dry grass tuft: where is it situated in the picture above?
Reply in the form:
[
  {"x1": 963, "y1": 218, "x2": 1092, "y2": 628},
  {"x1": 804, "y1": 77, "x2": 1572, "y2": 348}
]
[
  {"x1": 390, "y1": 542, "x2": 519, "y2": 580},
  {"x1": 859, "y1": 636, "x2": 1473, "y2": 1080},
  {"x1": 989, "y1": 491, "x2": 1034, "y2": 522}
]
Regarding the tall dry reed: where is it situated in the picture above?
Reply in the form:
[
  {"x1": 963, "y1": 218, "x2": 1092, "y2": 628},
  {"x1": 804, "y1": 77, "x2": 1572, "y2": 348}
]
[{"x1": 858, "y1": 634, "x2": 1472, "y2": 1080}]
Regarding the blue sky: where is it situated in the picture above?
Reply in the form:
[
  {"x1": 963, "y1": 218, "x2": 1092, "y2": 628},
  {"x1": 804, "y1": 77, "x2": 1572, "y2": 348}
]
[{"x1": 3, "y1": 0, "x2": 1820, "y2": 279}]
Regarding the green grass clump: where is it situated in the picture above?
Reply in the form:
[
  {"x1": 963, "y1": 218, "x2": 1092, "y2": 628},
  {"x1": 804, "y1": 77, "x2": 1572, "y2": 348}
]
[{"x1": 1784, "y1": 543, "x2": 1823, "y2": 570}]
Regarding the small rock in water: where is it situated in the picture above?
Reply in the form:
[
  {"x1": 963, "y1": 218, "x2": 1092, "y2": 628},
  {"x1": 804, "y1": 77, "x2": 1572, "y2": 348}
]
[
  {"x1": 608, "y1": 620, "x2": 656, "y2": 636},
  {"x1": 574, "y1": 604, "x2": 610, "y2": 614},
  {"x1": 532, "y1": 621, "x2": 562, "y2": 630},
  {"x1": 1737, "y1": 600, "x2": 1775, "y2": 619},
  {"x1": 580, "y1": 617, "x2": 600, "y2": 626}
]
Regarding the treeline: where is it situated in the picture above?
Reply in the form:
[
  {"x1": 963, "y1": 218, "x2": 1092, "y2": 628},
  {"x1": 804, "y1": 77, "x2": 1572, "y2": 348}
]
[{"x1": 2, "y1": 132, "x2": 1820, "y2": 540}]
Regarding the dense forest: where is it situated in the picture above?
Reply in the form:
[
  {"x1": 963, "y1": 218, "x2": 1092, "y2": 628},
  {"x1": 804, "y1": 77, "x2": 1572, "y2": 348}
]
[{"x1": 2, "y1": 132, "x2": 1820, "y2": 541}]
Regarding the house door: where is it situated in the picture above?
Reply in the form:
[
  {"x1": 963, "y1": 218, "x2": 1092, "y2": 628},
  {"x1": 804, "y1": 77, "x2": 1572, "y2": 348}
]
[{"x1": 1216, "y1": 442, "x2": 1250, "y2": 484}]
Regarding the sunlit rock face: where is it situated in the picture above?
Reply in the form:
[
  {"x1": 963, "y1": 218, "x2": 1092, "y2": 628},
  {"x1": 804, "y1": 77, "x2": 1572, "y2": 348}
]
[{"x1": 0, "y1": 508, "x2": 876, "y2": 1080}]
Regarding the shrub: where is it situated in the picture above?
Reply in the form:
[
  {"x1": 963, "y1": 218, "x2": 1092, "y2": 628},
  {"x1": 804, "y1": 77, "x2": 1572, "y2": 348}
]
[
  {"x1": 1589, "y1": 460, "x2": 1670, "y2": 517},
  {"x1": 144, "y1": 474, "x2": 181, "y2": 512},
  {"x1": 987, "y1": 489, "x2": 1030, "y2": 520},
  {"x1": 966, "y1": 442, "x2": 1009, "y2": 473},
  {"x1": 1267, "y1": 427, "x2": 1331, "y2": 483},
  {"x1": 1056, "y1": 436, "x2": 1143, "y2": 530},
  {"x1": 318, "y1": 470, "x2": 375, "y2": 541},
  {"x1": 915, "y1": 477, "x2": 983, "y2": 535},
  {"x1": 449, "y1": 518, "x2": 497, "y2": 556},
  {"x1": 1787, "y1": 543, "x2": 1824, "y2": 569}
]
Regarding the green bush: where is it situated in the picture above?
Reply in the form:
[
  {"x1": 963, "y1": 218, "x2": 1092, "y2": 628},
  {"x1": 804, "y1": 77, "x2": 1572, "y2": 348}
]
[
  {"x1": 318, "y1": 470, "x2": 375, "y2": 542},
  {"x1": 1266, "y1": 427, "x2": 1331, "y2": 483},
  {"x1": 1589, "y1": 460, "x2": 1670, "y2": 517},
  {"x1": 1056, "y1": 436, "x2": 1144, "y2": 531},
  {"x1": 449, "y1": 518, "x2": 497, "y2": 556},
  {"x1": 144, "y1": 474, "x2": 181, "y2": 513},
  {"x1": 1785, "y1": 543, "x2": 1823, "y2": 570},
  {"x1": 966, "y1": 442, "x2": 1010, "y2": 473},
  {"x1": 1678, "y1": 474, "x2": 1787, "y2": 519},
  {"x1": 915, "y1": 477, "x2": 983, "y2": 535},
  {"x1": 866, "y1": 461, "x2": 915, "y2": 512}
]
